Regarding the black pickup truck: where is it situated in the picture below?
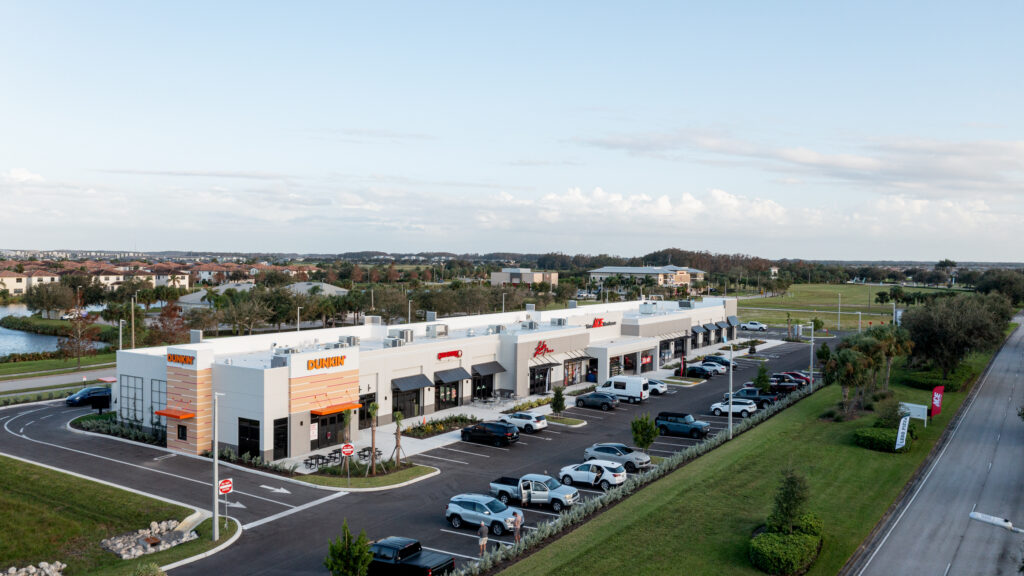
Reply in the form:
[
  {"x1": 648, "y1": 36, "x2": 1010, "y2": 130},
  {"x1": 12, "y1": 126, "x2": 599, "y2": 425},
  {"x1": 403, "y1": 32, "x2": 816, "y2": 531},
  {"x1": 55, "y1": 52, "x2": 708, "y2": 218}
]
[
  {"x1": 369, "y1": 537, "x2": 456, "y2": 576},
  {"x1": 726, "y1": 387, "x2": 780, "y2": 408}
]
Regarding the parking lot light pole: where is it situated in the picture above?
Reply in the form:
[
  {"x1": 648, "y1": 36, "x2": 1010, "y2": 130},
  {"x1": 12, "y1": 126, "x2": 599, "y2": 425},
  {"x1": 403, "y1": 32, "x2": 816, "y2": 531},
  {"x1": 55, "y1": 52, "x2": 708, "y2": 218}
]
[
  {"x1": 728, "y1": 340, "x2": 734, "y2": 439},
  {"x1": 212, "y1": 392, "x2": 225, "y2": 541},
  {"x1": 118, "y1": 319, "x2": 125, "y2": 350},
  {"x1": 807, "y1": 323, "x2": 815, "y2": 392},
  {"x1": 296, "y1": 307, "x2": 302, "y2": 332},
  {"x1": 837, "y1": 293, "x2": 841, "y2": 331},
  {"x1": 502, "y1": 293, "x2": 506, "y2": 314},
  {"x1": 969, "y1": 511, "x2": 1024, "y2": 533}
]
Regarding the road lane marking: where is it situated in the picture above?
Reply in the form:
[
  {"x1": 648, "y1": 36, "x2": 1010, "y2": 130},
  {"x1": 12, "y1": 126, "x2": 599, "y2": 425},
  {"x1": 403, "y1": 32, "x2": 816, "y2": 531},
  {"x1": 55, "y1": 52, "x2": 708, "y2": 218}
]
[
  {"x1": 439, "y1": 446, "x2": 489, "y2": 457},
  {"x1": 153, "y1": 453, "x2": 176, "y2": 461},
  {"x1": 242, "y1": 490, "x2": 347, "y2": 530},
  {"x1": 414, "y1": 453, "x2": 468, "y2": 465},
  {"x1": 458, "y1": 441, "x2": 508, "y2": 451}
]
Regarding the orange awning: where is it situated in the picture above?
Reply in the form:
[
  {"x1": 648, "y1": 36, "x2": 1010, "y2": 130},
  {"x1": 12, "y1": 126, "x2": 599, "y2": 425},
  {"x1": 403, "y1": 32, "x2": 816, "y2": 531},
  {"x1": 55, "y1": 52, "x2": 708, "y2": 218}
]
[
  {"x1": 155, "y1": 408, "x2": 196, "y2": 420},
  {"x1": 98, "y1": 377, "x2": 117, "y2": 383},
  {"x1": 310, "y1": 402, "x2": 363, "y2": 416}
]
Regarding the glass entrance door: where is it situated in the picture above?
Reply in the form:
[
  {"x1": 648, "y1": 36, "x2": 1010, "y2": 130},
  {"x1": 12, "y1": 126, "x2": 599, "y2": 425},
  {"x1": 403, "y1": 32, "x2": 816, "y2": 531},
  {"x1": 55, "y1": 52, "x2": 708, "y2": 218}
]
[
  {"x1": 434, "y1": 381, "x2": 460, "y2": 411},
  {"x1": 393, "y1": 389, "x2": 421, "y2": 419},
  {"x1": 238, "y1": 417, "x2": 260, "y2": 459}
]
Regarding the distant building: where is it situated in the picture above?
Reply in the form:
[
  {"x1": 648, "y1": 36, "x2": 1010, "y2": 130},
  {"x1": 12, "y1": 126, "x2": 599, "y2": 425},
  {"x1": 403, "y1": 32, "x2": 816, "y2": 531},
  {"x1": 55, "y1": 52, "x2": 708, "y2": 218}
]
[
  {"x1": 0, "y1": 270, "x2": 28, "y2": 295},
  {"x1": 489, "y1": 268, "x2": 559, "y2": 288},
  {"x1": 588, "y1": 266, "x2": 704, "y2": 290}
]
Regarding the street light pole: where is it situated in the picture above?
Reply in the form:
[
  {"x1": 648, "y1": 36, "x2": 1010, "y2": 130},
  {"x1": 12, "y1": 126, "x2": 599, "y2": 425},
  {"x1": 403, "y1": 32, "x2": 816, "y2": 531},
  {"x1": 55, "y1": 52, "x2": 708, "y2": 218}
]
[
  {"x1": 502, "y1": 292, "x2": 506, "y2": 314},
  {"x1": 118, "y1": 319, "x2": 125, "y2": 350},
  {"x1": 808, "y1": 323, "x2": 815, "y2": 392},
  {"x1": 130, "y1": 295, "x2": 136, "y2": 349},
  {"x1": 407, "y1": 299, "x2": 412, "y2": 324},
  {"x1": 728, "y1": 338, "x2": 734, "y2": 440},
  {"x1": 837, "y1": 293, "x2": 841, "y2": 331},
  {"x1": 296, "y1": 307, "x2": 302, "y2": 332},
  {"x1": 212, "y1": 392, "x2": 224, "y2": 541}
]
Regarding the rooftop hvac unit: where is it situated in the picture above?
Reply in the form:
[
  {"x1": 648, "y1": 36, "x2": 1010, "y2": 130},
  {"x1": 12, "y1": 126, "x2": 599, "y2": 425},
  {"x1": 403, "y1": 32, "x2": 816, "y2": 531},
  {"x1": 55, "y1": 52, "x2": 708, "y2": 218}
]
[
  {"x1": 489, "y1": 324, "x2": 506, "y2": 334},
  {"x1": 677, "y1": 300, "x2": 694, "y2": 308},
  {"x1": 551, "y1": 317, "x2": 568, "y2": 326},
  {"x1": 426, "y1": 324, "x2": 449, "y2": 338},
  {"x1": 521, "y1": 320, "x2": 539, "y2": 330},
  {"x1": 466, "y1": 328, "x2": 476, "y2": 337},
  {"x1": 338, "y1": 335, "x2": 360, "y2": 347},
  {"x1": 525, "y1": 303, "x2": 536, "y2": 312},
  {"x1": 426, "y1": 311, "x2": 437, "y2": 322},
  {"x1": 387, "y1": 328, "x2": 414, "y2": 343},
  {"x1": 273, "y1": 347, "x2": 297, "y2": 355},
  {"x1": 639, "y1": 302, "x2": 657, "y2": 315},
  {"x1": 270, "y1": 356, "x2": 288, "y2": 368},
  {"x1": 385, "y1": 337, "x2": 406, "y2": 348},
  {"x1": 364, "y1": 315, "x2": 382, "y2": 325}
]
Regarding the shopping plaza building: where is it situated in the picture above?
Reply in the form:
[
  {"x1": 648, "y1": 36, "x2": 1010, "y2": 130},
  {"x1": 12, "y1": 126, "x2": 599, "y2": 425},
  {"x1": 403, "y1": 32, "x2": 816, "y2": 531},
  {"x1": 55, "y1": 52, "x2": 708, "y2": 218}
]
[{"x1": 114, "y1": 298, "x2": 738, "y2": 461}]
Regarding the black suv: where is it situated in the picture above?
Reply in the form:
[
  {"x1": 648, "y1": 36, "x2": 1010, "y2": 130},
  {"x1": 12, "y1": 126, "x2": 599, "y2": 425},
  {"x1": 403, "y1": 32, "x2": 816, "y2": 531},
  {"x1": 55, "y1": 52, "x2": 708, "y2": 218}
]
[
  {"x1": 683, "y1": 365, "x2": 716, "y2": 378},
  {"x1": 66, "y1": 386, "x2": 111, "y2": 407},
  {"x1": 461, "y1": 421, "x2": 520, "y2": 447}
]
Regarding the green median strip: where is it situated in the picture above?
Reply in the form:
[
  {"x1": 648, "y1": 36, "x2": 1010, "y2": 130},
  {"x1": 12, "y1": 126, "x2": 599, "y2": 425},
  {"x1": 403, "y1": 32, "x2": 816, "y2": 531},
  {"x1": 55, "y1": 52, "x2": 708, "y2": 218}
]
[
  {"x1": 546, "y1": 415, "x2": 585, "y2": 426},
  {"x1": 296, "y1": 464, "x2": 434, "y2": 489}
]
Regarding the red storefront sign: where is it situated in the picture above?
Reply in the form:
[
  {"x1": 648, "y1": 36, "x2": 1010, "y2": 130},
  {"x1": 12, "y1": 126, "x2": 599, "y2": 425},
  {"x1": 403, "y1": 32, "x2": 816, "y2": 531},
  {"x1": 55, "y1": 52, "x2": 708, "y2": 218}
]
[
  {"x1": 437, "y1": 350, "x2": 463, "y2": 360},
  {"x1": 533, "y1": 341, "x2": 554, "y2": 357},
  {"x1": 592, "y1": 318, "x2": 604, "y2": 328}
]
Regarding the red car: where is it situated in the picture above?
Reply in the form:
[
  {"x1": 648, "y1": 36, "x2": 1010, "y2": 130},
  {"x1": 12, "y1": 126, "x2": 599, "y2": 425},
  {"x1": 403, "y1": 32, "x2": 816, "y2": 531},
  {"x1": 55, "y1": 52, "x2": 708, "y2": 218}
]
[{"x1": 781, "y1": 372, "x2": 811, "y2": 385}]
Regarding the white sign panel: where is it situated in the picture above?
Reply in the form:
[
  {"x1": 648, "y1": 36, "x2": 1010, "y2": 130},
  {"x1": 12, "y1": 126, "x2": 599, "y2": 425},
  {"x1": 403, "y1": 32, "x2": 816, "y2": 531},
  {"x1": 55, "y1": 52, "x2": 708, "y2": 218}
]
[
  {"x1": 899, "y1": 402, "x2": 928, "y2": 425},
  {"x1": 895, "y1": 415, "x2": 910, "y2": 450},
  {"x1": 309, "y1": 421, "x2": 319, "y2": 441}
]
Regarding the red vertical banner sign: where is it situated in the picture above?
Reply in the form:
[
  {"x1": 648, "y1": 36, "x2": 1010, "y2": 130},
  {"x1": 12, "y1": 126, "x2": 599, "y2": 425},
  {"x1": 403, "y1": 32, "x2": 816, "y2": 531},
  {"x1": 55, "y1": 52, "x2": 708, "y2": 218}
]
[{"x1": 931, "y1": 386, "x2": 944, "y2": 417}]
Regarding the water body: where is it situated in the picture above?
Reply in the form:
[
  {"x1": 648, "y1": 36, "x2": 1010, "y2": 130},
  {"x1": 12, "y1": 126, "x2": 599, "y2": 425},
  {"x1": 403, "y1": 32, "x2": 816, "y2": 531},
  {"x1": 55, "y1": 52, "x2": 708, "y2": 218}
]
[{"x1": 0, "y1": 303, "x2": 106, "y2": 356}]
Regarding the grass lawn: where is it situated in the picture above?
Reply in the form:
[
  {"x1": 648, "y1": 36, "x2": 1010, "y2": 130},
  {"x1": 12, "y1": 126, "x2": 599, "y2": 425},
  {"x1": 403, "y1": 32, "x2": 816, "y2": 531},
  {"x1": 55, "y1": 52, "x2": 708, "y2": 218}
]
[
  {"x1": 500, "y1": 370, "x2": 975, "y2": 576},
  {"x1": 0, "y1": 353, "x2": 116, "y2": 378},
  {"x1": 0, "y1": 455, "x2": 236, "y2": 575},
  {"x1": 739, "y1": 283, "x2": 959, "y2": 312},
  {"x1": 297, "y1": 463, "x2": 434, "y2": 489}
]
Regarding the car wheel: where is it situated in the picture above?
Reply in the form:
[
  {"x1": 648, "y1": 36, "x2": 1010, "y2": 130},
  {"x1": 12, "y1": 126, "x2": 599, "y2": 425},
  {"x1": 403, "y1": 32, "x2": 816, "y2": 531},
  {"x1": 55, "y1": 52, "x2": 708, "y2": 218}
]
[
  {"x1": 624, "y1": 462, "x2": 637, "y2": 473},
  {"x1": 601, "y1": 403, "x2": 610, "y2": 411},
  {"x1": 740, "y1": 410, "x2": 749, "y2": 418},
  {"x1": 498, "y1": 492, "x2": 510, "y2": 505},
  {"x1": 658, "y1": 425, "x2": 668, "y2": 435},
  {"x1": 760, "y1": 327, "x2": 766, "y2": 331},
  {"x1": 493, "y1": 439, "x2": 503, "y2": 447},
  {"x1": 552, "y1": 500, "x2": 564, "y2": 513},
  {"x1": 449, "y1": 515, "x2": 462, "y2": 529},
  {"x1": 585, "y1": 456, "x2": 596, "y2": 461},
  {"x1": 576, "y1": 399, "x2": 584, "y2": 407},
  {"x1": 599, "y1": 480, "x2": 611, "y2": 491},
  {"x1": 561, "y1": 475, "x2": 573, "y2": 486},
  {"x1": 461, "y1": 432, "x2": 469, "y2": 441},
  {"x1": 491, "y1": 523, "x2": 504, "y2": 537},
  {"x1": 525, "y1": 425, "x2": 534, "y2": 433},
  {"x1": 713, "y1": 408, "x2": 723, "y2": 416},
  {"x1": 690, "y1": 429, "x2": 701, "y2": 439}
]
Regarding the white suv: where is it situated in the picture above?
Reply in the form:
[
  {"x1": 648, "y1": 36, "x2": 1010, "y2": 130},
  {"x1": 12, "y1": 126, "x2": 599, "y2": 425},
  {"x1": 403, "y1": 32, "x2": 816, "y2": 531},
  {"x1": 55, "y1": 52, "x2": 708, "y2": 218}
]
[
  {"x1": 500, "y1": 412, "x2": 548, "y2": 433},
  {"x1": 709, "y1": 398, "x2": 758, "y2": 418}
]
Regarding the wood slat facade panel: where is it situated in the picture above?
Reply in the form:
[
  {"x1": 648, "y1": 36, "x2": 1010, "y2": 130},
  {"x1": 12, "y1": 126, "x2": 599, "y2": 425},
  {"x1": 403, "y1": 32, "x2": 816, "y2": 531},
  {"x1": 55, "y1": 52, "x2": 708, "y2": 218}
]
[{"x1": 289, "y1": 369, "x2": 359, "y2": 414}]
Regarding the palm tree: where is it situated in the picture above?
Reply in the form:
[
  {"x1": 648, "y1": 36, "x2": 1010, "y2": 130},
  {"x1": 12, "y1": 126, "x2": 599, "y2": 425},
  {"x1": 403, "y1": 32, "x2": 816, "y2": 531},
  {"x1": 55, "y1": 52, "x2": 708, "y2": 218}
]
[
  {"x1": 393, "y1": 410, "x2": 404, "y2": 469},
  {"x1": 368, "y1": 402, "x2": 379, "y2": 476},
  {"x1": 827, "y1": 347, "x2": 866, "y2": 414},
  {"x1": 870, "y1": 326, "x2": 913, "y2": 391}
]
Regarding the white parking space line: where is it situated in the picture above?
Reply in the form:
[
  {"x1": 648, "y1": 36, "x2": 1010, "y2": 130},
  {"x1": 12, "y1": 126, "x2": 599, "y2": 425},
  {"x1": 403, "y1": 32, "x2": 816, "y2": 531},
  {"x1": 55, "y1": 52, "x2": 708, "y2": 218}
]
[
  {"x1": 652, "y1": 439, "x2": 695, "y2": 447},
  {"x1": 525, "y1": 508, "x2": 561, "y2": 517},
  {"x1": 242, "y1": 490, "x2": 347, "y2": 530},
  {"x1": 516, "y1": 442, "x2": 528, "y2": 446},
  {"x1": 458, "y1": 441, "x2": 509, "y2": 451},
  {"x1": 647, "y1": 448, "x2": 677, "y2": 454},
  {"x1": 440, "y1": 528, "x2": 514, "y2": 546},
  {"x1": 528, "y1": 435, "x2": 552, "y2": 441},
  {"x1": 565, "y1": 411, "x2": 603, "y2": 419},
  {"x1": 574, "y1": 487, "x2": 604, "y2": 494},
  {"x1": 414, "y1": 453, "x2": 469, "y2": 465},
  {"x1": 439, "y1": 446, "x2": 489, "y2": 457},
  {"x1": 422, "y1": 546, "x2": 478, "y2": 561},
  {"x1": 544, "y1": 430, "x2": 562, "y2": 435}
]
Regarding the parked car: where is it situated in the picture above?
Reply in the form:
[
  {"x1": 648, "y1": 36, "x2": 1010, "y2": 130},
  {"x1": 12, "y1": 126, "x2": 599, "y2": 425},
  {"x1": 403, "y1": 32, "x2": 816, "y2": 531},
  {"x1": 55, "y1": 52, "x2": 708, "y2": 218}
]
[
  {"x1": 558, "y1": 459, "x2": 627, "y2": 491},
  {"x1": 574, "y1": 391, "x2": 619, "y2": 411},
  {"x1": 781, "y1": 371, "x2": 812, "y2": 384},
  {"x1": 65, "y1": 386, "x2": 111, "y2": 407},
  {"x1": 445, "y1": 494, "x2": 523, "y2": 536},
  {"x1": 654, "y1": 412, "x2": 711, "y2": 439},
  {"x1": 489, "y1": 474, "x2": 579, "y2": 512},
  {"x1": 770, "y1": 380, "x2": 801, "y2": 395},
  {"x1": 703, "y1": 355, "x2": 739, "y2": 369},
  {"x1": 740, "y1": 321, "x2": 768, "y2": 331},
  {"x1": 709, "y1": 398, "x2": 758, "y2": 418},
  {"x1": 701, "y1": 362, "x2": 727, "y2": 375},
  {"x1": 368, "y1": 537, "x2": 456, "y2": 576},
  {"x1": 772, "y1": 373, "x2": 808, "y2": 387},
  {"x1": 723, "y1": 387, "x2": 780, "y2": 409},
  {"x1": 461, "y1": 421, "x2": 520, "y2": 447},
  {"x1": 499, "y1": 412, "x2": 548, "y2": 433},
  {"x1": 60, "y1": 311, "x2": 85, "y2": 321},
  {"x1": 595, "y1": 375, "x2": 650, "y2": 404},
  {"x1": 583, "y1": 442, "x2": 651, "y2": 473},
  {"x1": 646, "y1": 378, "x2": 669, "y2": 396},
  {"x1": 684, "y1": 365, "x2": 716, "y2": 379}
]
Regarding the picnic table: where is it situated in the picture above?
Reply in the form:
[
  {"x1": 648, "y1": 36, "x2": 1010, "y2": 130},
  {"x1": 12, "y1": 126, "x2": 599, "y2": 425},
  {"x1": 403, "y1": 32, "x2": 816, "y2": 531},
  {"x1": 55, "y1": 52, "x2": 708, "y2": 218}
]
[
  {"x1": 303, "y1": 454, "x2": 329, "y2": 470},
  {"x1": 357, "y1": 447, "x2": 383, "y2": 463}
]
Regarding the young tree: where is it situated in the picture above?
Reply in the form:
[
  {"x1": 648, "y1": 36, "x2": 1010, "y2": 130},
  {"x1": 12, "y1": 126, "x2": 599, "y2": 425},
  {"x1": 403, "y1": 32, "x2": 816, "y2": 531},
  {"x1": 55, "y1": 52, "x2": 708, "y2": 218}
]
[
  {"x1": 58, "y1": 313, "x2": 101, "y2": 369},
  {"x1": 753, "y1": 362, "x2": 772, "y2": 394},
  {"x1": 393, "y1": 410, "x2": 404, "y2": 469},
  {"x1": 149, "y1": 304, "x2": 190, "y2": 345},
  {"x1": 551, "y1": 386, "x2": 566, "y2": 415},
  {"x1": 25, "y1": 283, "x2": 74, "y2": 319},
  {"x1": 630, "y1": 413, "x2": 659, "y2": 454},
  {"x1": 368, "y1": 402, "x2": 379, "y2": 476},
  {"x1": 767, "y1": 469, "x2": 810, "y2": 534},
  {"x1": 323, "y1": 520, "x2": 373, "y2": 576}
]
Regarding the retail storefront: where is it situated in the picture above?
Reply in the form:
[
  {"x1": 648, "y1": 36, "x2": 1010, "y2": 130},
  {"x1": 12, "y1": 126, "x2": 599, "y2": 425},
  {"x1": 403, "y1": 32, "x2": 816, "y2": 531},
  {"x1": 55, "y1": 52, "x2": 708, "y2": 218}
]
[
  {"x1": 391, "y1": 374, "x2": 429, "y2": 419},
  {"x1": 471, "y1": 361, "x2": 505, "y2": 399}
]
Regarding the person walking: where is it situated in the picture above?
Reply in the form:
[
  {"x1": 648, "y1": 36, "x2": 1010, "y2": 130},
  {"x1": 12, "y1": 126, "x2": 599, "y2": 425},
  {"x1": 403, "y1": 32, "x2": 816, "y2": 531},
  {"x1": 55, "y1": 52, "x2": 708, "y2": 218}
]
[
  {"x1": 478, "y1": 521, "x2": 488, "y2": 557},
  {"x1": 513, "y1": 511, "x2": 522, "y2": 544}
]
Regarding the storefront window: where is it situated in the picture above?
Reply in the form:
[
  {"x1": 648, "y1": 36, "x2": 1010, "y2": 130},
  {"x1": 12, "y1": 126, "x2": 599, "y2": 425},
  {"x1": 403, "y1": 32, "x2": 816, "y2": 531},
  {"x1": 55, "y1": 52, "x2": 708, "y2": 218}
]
[{"x1": 529, "y1": 367, "x2": 549, "y2": 395}]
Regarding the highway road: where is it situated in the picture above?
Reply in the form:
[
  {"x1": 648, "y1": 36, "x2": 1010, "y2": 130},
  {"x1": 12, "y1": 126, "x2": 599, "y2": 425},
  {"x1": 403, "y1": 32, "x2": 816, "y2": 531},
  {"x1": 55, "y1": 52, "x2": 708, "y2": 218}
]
[
  {"x1": 0, "y1": 365, "x2": 116, "y2": 394},
  {"x1": 856, "y1": 317, "x2": 1023, "y2": 576}
]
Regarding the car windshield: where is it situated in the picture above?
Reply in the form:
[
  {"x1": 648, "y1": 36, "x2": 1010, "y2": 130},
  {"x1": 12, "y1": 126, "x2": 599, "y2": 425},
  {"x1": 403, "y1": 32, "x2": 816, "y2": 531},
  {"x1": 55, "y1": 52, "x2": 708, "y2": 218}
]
[
  {"x1": 543, "y1": 478, "x2": 562, "y2": 490},
  {"x1": 608, "y1": 464, "x2": 626, "y2": 473},
  {"x1": 682, "y1": 414, "x2": 695, "y2": 423},
  {"x1": 615, "y1": 445, "x2": 633, "y2": 454},
  {"x1": 485, "y1": 499, "x2": 507, "y2": 513}
]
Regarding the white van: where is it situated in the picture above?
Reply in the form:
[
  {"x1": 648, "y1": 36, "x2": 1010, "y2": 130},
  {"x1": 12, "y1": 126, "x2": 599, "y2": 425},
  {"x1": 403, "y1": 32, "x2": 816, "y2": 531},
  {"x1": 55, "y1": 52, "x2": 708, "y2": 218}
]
[{"x1": 596, "y1": 376, "x2": 650, "y2": 404}]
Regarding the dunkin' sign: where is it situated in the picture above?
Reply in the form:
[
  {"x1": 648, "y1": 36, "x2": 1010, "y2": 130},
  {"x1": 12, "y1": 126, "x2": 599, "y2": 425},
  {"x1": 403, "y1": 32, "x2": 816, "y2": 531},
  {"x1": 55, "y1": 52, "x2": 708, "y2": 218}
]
[
  {"x1": 306, "y1": 355, "x2": 346, "y2": 371},
  {"x1": 167, "y1": 353, "x2": 195, "y2": 366}
]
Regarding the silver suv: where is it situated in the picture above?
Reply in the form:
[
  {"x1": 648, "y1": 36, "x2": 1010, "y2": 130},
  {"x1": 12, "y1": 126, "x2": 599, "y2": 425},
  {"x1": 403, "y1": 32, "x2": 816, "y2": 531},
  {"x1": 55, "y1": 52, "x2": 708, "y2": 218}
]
[
  {"x1": 445, "y1": 493, "x2": 523, "y2": 536},
  {"x1": 583, "y1": 442, "x2": 651, "y2": 473}
]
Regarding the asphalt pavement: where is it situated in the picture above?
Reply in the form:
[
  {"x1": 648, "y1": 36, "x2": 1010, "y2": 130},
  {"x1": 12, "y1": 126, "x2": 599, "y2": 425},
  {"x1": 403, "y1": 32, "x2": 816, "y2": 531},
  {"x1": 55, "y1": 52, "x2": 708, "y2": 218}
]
[
  {"x1": 854, "y1": 317, "x2": 1023, "y2": 576},
  {"x1": 0, "y1": 366, "x2": 116, "y2": 394}
]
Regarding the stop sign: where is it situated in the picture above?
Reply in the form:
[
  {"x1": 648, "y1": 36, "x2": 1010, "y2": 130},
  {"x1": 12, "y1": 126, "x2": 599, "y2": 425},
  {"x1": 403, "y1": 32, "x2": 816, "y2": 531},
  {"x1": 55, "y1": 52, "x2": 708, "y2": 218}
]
[
  {"x1": 341, "y1": 443, "x2": 355, "y2": 457},
  {"x1": 218, "y1": 478, "x2": 233, "y2": 494}
]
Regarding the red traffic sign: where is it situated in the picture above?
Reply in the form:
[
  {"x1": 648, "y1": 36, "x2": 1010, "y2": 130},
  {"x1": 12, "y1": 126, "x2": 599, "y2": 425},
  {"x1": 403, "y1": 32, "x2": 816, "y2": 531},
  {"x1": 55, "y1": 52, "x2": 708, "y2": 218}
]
[
  {"x1": 218, "y1": 478, "x2": 233, "y2": 494},
  {"x1": 341, "y1": 443, "x2": 355, "y2": 457}
]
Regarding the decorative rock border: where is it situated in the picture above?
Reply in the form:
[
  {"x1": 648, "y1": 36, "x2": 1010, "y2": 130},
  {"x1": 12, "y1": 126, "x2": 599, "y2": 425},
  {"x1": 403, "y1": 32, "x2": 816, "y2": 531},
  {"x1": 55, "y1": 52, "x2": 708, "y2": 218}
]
[
  {"x1": 101, "y1": 520, "x2": 197, "y2": 560},
  {"x1": 2, "y1": 561, "x2": 66, "y2": 576}
]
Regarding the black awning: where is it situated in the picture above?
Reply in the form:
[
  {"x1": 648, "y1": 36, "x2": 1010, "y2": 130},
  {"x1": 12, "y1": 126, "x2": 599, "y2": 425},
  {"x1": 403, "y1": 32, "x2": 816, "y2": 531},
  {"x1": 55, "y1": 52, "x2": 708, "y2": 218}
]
[
  {"x1": 703, "y1": 323, "x2": 718, "y2": 332},
  {"x1": 434, "y1": 367, "x2": 472, "y2": 384},
  {"x1": 692, "y1": 325, "x2": 707, "y2": 334},
  {"x1": 716, "y1": 321, "x2": 730, "y2": 329},
  {"x1": 472, "y1": 361, "x2": 506, "y2": 377},
  {"x1": 392, "y1": 374, "x2": 433, "y2": 392},
  {"x1": 727, "y1": 315, "x2": 740, "y2": 326},
  {"x1": 565, "y1": 354, "x2": 591, "y2": 363},
  {"x1": 530, "y1": 362, "x2": 558, "y2": 370}
]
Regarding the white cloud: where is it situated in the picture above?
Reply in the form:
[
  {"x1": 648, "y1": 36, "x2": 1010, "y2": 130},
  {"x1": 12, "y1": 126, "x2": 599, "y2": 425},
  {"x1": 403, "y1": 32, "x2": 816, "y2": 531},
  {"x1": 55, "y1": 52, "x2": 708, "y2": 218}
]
[{"x1": 4, "y1": 168, "x2": 44, "y2": 183}]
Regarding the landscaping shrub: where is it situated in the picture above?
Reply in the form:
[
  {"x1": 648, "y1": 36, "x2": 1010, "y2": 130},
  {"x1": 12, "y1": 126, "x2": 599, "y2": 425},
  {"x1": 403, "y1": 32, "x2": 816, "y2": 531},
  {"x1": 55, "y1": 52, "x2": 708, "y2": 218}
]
[
  {"x1": 566, "y1": 385, "x2": 596, "y2": 396},
  {"x1": 132, "y1": 562, "x2": 166, "y2": 576},
  {"x1": 793, "y1": 513, "x2": 824, "y2": 537},
  {"x1": 403, "y1": 414, "x2": 481, "y2": 439},
  {"x1": 749, "y1": 531, "x2": 820, "y2": 575},
  {"x1": 508, "y1": 397, "x2": 552, "y2": 412},
  {"x1": 899, "y1": 362, "x2": 976, "y2": 392},
  {"x1": 820, "y1": 409, "x2": 836, "y2": 420},
  {"x1": 853, "y1": 427, "x2": 909, "y2": 453}
]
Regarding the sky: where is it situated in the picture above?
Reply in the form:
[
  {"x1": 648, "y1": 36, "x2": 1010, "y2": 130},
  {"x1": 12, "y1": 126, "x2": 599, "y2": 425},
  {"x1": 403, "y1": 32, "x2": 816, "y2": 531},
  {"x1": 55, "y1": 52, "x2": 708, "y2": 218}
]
[{"x1": 1, "y1": 1, "x2": 1022, "y2": 261}]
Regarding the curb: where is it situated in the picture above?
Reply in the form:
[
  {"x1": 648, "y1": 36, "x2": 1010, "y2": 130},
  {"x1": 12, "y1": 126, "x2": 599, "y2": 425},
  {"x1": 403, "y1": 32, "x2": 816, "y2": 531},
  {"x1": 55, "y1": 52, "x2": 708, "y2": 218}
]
[
  {"x1": 291, "y1": 465, "x2": 442, "y2": 492},
  {"x1": 547, "y1": 419, "x2": 587, "y2": 429},
  {"x1": 160, "y1": 516, "x2": 243, "y2": 572}
]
